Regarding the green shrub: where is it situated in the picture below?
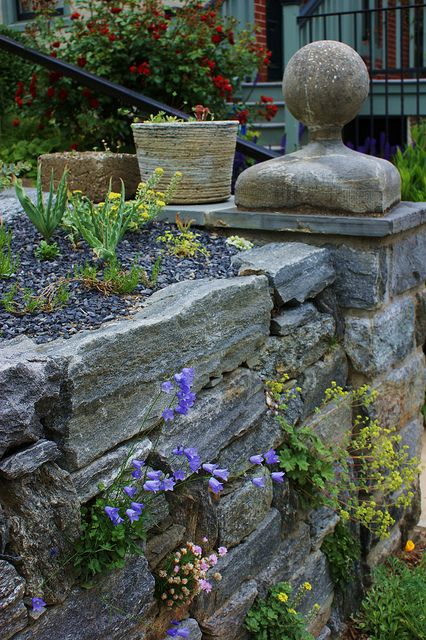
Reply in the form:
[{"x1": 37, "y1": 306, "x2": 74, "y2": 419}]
[
  {"x1": 321, "y1": 521, "x2": 360, "y2": 588},
  {"x1": 355, "y1": 555, "x2": 426, "y2": 640},
  {"x1": 393, "y1": 123, "x2": 426, "y2": 201}
]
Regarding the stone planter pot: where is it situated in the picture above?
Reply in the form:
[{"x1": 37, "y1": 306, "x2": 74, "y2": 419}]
[
  {"x1": 38, "y1": 152, "x2": 141, "y2": 203},
  {"x1": 131, "y1": 121, "x2": 238, "y2": 204}
]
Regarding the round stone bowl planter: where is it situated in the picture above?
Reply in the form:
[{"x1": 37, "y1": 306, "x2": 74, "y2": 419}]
[{"x1": 131, "y1": 121, "x2": 239, "y2": 204}]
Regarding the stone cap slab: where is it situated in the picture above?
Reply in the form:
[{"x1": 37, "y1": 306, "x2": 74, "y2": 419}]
[
  {"x1": 232, "y1": 242, "x2": 335, "y2": 304},
  {"x1": 0, "y1": 440, "x2": 60, "y2": 479},
  {"x1": 158, "y1": 197, "x2": 426, "y2": 238}
]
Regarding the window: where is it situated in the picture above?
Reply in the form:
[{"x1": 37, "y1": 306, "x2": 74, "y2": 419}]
[{"x1": 15, "y1": 0, "x2": 64, "y2": 21}]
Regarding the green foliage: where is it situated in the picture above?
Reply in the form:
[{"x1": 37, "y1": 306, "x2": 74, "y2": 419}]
[
  {"x1": 34, "y1": 240, "x2": 60, "y2": 261},
  {"x1": 277, "y1": 418, "x2": 336, "y2": 509},
  {"x1": 73, "y1": 497, "x2": 146, "y2": 587},
  {"x1": 0, "y1": 160, "x2": 32, "y2": 191},
  {"x1": 1, "y1": 281, "x2": 69, "y2": 315},
  {"x1": 0, "y1": 25, "x2": 32, "y2": 120},
  {"x1": 7, "y1": 1, "x2": 268, "y2": 151},
  {"x1": 157, "y1": 214, "x2": 210, "y2": 259},
  {"x1": 245, "y1": 581, "x2": 317, "y2": 640},
  {"x1": 268, "y1": 379, "x2": 420, "y2": 539},
  {"x1": 393, "y1": 123, "x2": 426, "y2": 201},
  {"x1": 0, "y1": 222, "x2": 19, "y2": 278},
  {"x1": 355, "y1": 555, "x2": 426, "y2": 640},
  {"x1": 76, "y1": 259, "x2": 146, "y2": 295},
  {"x1": 321, "y1": 521, "x2": 360, "y2": 588},
  {"x1": 226, "y1": 235, "x2": 254, "y2": 251},
  {"x1": 14, "y1": 166, "x2": 68, "y2": 241}
]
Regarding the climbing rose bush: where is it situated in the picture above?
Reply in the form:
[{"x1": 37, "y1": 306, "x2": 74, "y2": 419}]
[{"x1": 13, "y1": 0, "x2": 270, "y2": 151}]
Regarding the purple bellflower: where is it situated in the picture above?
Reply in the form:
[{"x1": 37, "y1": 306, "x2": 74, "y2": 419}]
[
  {"x1": 143, "y1": 480, "x2": 161, "y2": 492},
  {"x1": 32, "y1": 597, "x2": 46, "y2": 612},
  {"x1": 271, "y1": 471, "x2": 285, "y2": 483},
  {"x1": 123, "y1": 485, "x2": 137, "y2": 498},
  {"x1": 252, "y1": 476, "x2": 266, "y2": 488},
  {"x1": 104, "y1": 506, "x2": 124, "y2": 526},
  {"x1": 249, "y1": 454, "x2": 264, "y2": 465},
  {"x1": 209, "y1": 477, "x2": 223, "y2": 494},
  {"x1": 264, "y1": 449, "x2": 280, "y2": 465}
]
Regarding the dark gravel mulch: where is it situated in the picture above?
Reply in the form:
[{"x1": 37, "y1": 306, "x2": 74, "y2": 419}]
[{"x1": 0, "y1": 213, "x2": 239, "y2": 344}]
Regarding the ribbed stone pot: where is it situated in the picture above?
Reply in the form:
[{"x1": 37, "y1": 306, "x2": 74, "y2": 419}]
[{"x1": 131, "y1": 121, "x2": 238, "y2": 204}]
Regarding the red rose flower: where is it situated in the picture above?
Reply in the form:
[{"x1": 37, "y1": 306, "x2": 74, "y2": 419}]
[
  {"x1": 77, "y1": 57, "x2": 87, "y2": 67},
  {"x1": 211, "y1": 34, "x2": 221, "y2": 44},
  {"x1": 15, "y1": 96, "x2": 23, "y2": 108},
  {"x1": 51, "y1": 41, "x2": 61, "y2": 48},
  {"x1": 58, "y1": 88, "x2": 68, "y2": 101},
  {"x1": 70, "y1": 12, "x2": 81, "y2": 19},
  {"x1": 215, "y1": 25, "x2": 223, "y2": 33},
  {"x1": 15, "y1": 81, "x2": 24, "y2": 96},
  {"x1": 236, "y1": 109, "x2": 249, "y2": 125},
  {"x1": 70, "y1": 143, "x2": 78, "y2": 151},
  {"x1": 50, "y1": 52, "x2": 57, "y2": 58},
  {"x1": 12, "y1": 118, "x2": 20, "y2": 127},
  {"x1": 129, "y1": 65, "x2": 138, "y2": 73},
  {"x1": 110, "y1": 7, "x2": 122, "y2": 13},
  {"x1": 137, "y1": 62, "x2": 150, "y2": 76},
  {"x1": 260, "y1": 95, "x2": 273, "y2": 103},
  {"x1": 228, "y1": 31, "x2": 235, "y2": 45},
  {"x1": 89, "y1": 98, "x2": 100, "y2": 109},
  {"x1": 47, "y1": 86, "x2": 55, "y2": 98},
  {"x1": 109, "y1": 34, "x2": 117, "y2": 42}
]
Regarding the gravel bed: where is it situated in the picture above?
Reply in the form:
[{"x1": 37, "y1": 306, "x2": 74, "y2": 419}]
[{"x1": 0, "y1": 212, "x2": 239, "y2": 344}]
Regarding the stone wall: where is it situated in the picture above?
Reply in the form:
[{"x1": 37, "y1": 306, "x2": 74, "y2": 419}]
[{"x1": 0, "y1": 238, "x2": 424, "y2": 640}]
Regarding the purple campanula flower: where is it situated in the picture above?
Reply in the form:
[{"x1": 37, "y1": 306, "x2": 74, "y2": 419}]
[
  {"x1": 202, "y1": 463, "x2": 218, "y2": 474},
  {"x1": 264, "y1": 449, "x2": 280, "y2": 465},
  {"x1": 188, "y1": 455, "x2": 201, "y2": 473},
  {"x1": 132, "y1": 459, "x2": 145, "y2": 479},
  {"x1": 126, "y1": 508, "x2": 140, "y2": 523},
  {"x1": 166, "y1": 628, "x2": 179, "y2": 637},
  {"x1": 162, "y1": 407, "x2": 175, "y2": 421},
  {"x1": 31, "y1": 597, "x2": 46, "y2": 612},
  {"x1": 160, "y1": 477, "x2": 176, "y2": 491},
  {"x1": 104, "y1": 506, "x2": 124, "y2": 526},
  {"x1": 252, "y1": 476, "x2": 266, "y2": 488},
  {"x1": 249, "y1": 455, "x2": 264, "y2": 465},
  {"x1": 213, "y1": 468, "x2": 229, "y2": 482},
  {"x1": 143, "y1": 480, "x2": 161, "y2": 492},
  {"x1": 123, "y1": 485, "x2": 137, "y2": 498},
  {"x1": 131, "y1": 501, "x2": 144, "y2": 513},
  {"x1": 147, "y1": 470, "x2": 163, "y2": 481},
  {"x1": 175, "y1": 403, "x2": 189, "y2": 416},
  {"x1": 208, "y1": 477, "x2": 223, "y2": 494},
  {"x1": 173, "y1": 469, "x2": 186, "y2": 481},
  {"x1": 183, "y1": 447, "x2": 198, "y2": 459},
  {"x1": 161, "y1": 380, "x2": 174, "y2": 393},
  {"x1": 271, "y1": 471, "x2": 285, "y2": 484},
  {"x1": 173, "y1": 446, "x2": 185, "y2": 455}
]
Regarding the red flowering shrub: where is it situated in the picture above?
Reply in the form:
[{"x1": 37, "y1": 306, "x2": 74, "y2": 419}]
[{"x1": 9, "y1": 0, "x2": 270, "y2": 151}]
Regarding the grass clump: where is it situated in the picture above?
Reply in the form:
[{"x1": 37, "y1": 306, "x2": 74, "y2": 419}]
[{"x1": 0, "y1": 222, "x2": 19, "y2": 278}]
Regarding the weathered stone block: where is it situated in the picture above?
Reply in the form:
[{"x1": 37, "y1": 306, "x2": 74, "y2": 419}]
[
  {"x1": 192, "y1": 509, "x2": 281, "y2": 620},
  {"x1": 157, "y1": 368, "x2": 265, "y2": 466},
  {"x1": 217, "y1": 468, "x2": 273, "y2": 549},
  {"x1": 329, "y1": 244, "x2": 388, "y2": 309},
  {"x1": 200, "y1": 580, "x2": 258, "y2": 640},
  {"x1": 38, "y1": 276, "x2": 271, "y2": 470},
  {"x1": 398, "y1": 417, "x2": 424, "y2": 461},
  {"x1": 39, "y1": 152, "x2": 141, "y2": 202},
  {"x1": 367, "y1": 351, "x2": 425, "y2": 429},
  {"x1": 0, "y1": 440, "x2": 60, "y2": 480},
  {"x1": 366, "y1": 525, "x2": 401, "y2": 569},
  {"x1": 270, "y1": 303, "x2": 318, "y2": 336},
  {"x1": 71, "y1": 437, "x2": 152, "y2": 503},
  {"x1": 164, "y1": 619, "x2": 202, "y2": 640},
  {"x1": 309, "y1": 507, "x2": 339, "y2": 551},
  {"x1": 217, "y1": 413, "x2": 286, "y2": 477},
  {"x1": 0, "y1": 560, "x2": 28, "y2": 640},
  {"x1": 0, "y1": 503, "x2": 8, "y2": 553},
  {"x1": 256, "y1": 521, "x2": 311, "y2": 596},
  {"x1": 167, "y1": 480, "x2": 218, "y2": 549},
  {"x1": 146, "y1": 524, "x2": 186, "y2": 570},
  {"x1": 344, "y1": 298, "x2": 415, "y2": 376},
  {"x1": 301, "y1": 347, "x2": 348, "y2": 419},
  {"x1": 258, "y1": 313, "x2": 335, "y2": 377},
  {"x1": 390, "y1": 226, "x2": 426, "y2": 295},
  {"x1": 305, "y1": 395, "x2": 353, "y2": 447},
  {"x1": 0, "y1": 343, "x2": 61, "y2": 459},
  {"x1": 415, "y1": 288, "x2": 426, "y2": 347},
  {"x1": 290, "y1": 550, "x2": 334, "y2": 630},
  {"x1": 233, "y1": 243, "x2": 335, "y2": 305},
  {"x1": 12, "y1": 555, "x2": 156, "y2": 640},
  {"x1": 0, "y1": 464, "x2": 80, "y2": 603}
]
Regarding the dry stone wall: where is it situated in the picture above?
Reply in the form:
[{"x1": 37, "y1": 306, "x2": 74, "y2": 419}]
[{"x1": 0, "y1": 237, "x2": 424, "y2": 640}]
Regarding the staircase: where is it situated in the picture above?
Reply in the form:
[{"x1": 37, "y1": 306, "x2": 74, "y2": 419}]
[{"x1": 235, "y1": 81, "x2": 286, "y2": 150}]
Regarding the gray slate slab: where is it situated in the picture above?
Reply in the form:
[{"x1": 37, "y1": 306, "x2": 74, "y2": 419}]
[
  {"x1": 232, "y1": 242, "x2": 335, "y2": 304},
  {"x1": 0, "y1": 440, "x2": 60, "y2": 479}
]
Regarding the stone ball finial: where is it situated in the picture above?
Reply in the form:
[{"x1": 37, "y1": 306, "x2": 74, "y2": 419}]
[{"x1": 283, "y1": 40, "x2": 369, "y2": 135}]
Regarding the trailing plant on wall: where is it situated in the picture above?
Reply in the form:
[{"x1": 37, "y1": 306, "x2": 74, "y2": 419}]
[
  {"x1": 321, "y1": 521, "x2": 361, "y2": 589},
  {"x1": 266, "y1": 379, "x2": 420, "y2": 540}
]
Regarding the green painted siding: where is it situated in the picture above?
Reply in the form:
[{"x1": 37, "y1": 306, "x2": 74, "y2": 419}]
[{"x1": 221, "y1": 0, "x2": 254, "y2": 28}]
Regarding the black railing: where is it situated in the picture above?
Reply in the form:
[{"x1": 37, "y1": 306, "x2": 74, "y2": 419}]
[
  {"x1": 298, "y1": 2, "x2": 426, "y2": 156},
  {"x1": 0, "y1": 34, "x2": 278, "y2": 163}
]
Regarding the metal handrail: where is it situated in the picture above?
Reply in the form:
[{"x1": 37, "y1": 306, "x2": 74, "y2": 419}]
[
  {"x1": 0, "y1": 34, "x2": 279, "y2": 162},
  {"x1": 298, "y1": 2, "x2": 426, "y2": 21}
]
